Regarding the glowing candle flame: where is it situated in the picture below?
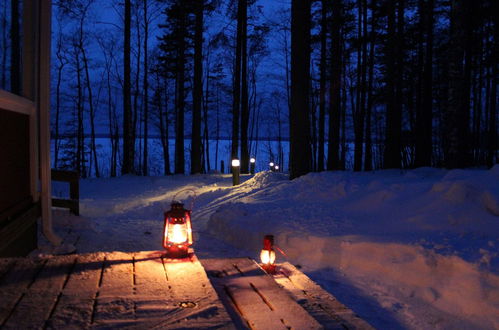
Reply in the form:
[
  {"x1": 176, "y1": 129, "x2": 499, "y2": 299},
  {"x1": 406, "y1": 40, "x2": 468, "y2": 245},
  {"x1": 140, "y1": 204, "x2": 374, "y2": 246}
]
[
  {"x1": 168, "y1": 223, "x2": 188, "y2": 244},
  {"x1": 260, "y1": 249, "x2": 276, "y2": 265}
]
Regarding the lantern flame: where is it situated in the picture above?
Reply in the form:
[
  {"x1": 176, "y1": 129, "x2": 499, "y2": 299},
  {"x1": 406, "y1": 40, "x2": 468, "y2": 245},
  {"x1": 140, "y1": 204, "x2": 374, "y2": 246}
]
[
  {"x1": 168, "y1": 223, "x2": 189, "y2": 244},
  {"x1": 260, "y1": 249, "x2": 276, "y2": 265}
]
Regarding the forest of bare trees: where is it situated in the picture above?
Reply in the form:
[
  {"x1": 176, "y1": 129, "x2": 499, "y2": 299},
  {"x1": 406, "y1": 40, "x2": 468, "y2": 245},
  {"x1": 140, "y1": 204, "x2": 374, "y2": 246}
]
[{"x1": 0, "y1": 0, "x2": 497, "y2": 179}]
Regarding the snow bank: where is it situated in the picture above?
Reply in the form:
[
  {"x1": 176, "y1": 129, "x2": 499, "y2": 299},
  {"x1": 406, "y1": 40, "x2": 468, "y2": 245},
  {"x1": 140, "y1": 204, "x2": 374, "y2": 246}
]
[{"x1": 207, "y1": 169, "x2": 499, "y2": 329}]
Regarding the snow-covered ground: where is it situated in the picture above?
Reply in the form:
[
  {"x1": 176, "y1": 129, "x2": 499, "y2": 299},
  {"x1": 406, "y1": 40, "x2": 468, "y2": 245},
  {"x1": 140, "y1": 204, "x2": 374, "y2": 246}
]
[{"x1": 40, "y1": 166, "x2": 499, "y2": 329}]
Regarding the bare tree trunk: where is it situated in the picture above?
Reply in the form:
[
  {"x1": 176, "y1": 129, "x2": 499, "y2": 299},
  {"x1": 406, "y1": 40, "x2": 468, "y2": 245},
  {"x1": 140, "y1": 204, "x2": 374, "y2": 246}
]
[
  {"x1": 133, "y1": 6, "x2": 142, "y2": 175},
  {"x1": 74, "y1": 45, "x2": 85, "y2": 177},
  {"x1": 123, "y1": 0, "x2": 133, "y2": 174},
  {"x1": 80, "y1": 29, "x2": 99, "y2": 177},
  {"x1": 107, "y1": 61, "x2": 117, "y2": 177},
  {"x1": 328, "y1": 0, "x2": 342, "y2": 171},
  {"x1": 232, "y1": 0, "x2": 243, "y2": 161},
  {"x1": 318, "y1": 0, "x2": 327, "y2": 172},
  {"x1": 383, "y1": 0, "x2": 402, "y2": 169},
  {"x1": 254, "y1": 99, "x2": 261, "y2": 163},
  {"x1": 290, "y1": 0, "x2": 312, "y2": 179},
  {"x1": 415, "y1": 0, "x2": 434, "y2": 167},
  {"x1": 191, "y1": 0, "x2": 203, "y2": 174},
  {"x1": 445, "y1": 0, "x2": 468, "y2": 168},
  {"x1": 353, "y1": 0, "x2": 368, "y2": 171},
  {"x1": 143, "y1": 0, "x2": 149, "y2": 176},
  {"x1": 364, "y1": 2, "x2": 377, "y2": 171},
  {"x1": 157, "y1": 73, "x2": 170, "y2": 175},
  {"x1": 203, "y1": 60, "x2": 211, "y2": 173},
  {"x1": 240, "y1": 0, "x2": 250, "y2": 173},
  {"x1": 54, "y1": 33, "x2": 66, "y2": 169},
  {"x1": 175, "y1": 5, "x2": 186, "y2": 174},
  {"x1": 215, "y1": 85, "x2": 220, "y2": 171}
]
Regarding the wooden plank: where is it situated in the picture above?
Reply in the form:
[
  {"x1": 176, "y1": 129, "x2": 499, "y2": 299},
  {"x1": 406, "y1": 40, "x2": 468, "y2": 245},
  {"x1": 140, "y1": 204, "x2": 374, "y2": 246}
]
[
  {"x1": 0, "y1": 258, "x2": 45, "y2": 326},
  {"x1": 225, "y1": 277, "x2": 288, "y2": 330},
  {"x1": 93, "y1": 252, "x2": 135, "y2": 325},
  {"x1": 202, "y1": 258, "x2": 322, "y2": 330},
  {"x1": 133, "y1": 251, "x2": 171, "y2": 320},
  {"x1": 98, "y1": 252, "x2": 134, "y2": 297},
  {"x1": 134, "y1": 251, "x2": 169, "y2": 297},
  {"x1": 3, "y1": 255, "x2": 76, "y2": 329},
  {"x1": 200, "y1": 259, "x2": 252, "y2": 329},
  {"x1": 163, "y1": 254, "x2": 235, "y2": 329},
  {"x1": 163, "y1": 254, "x2": 211, "y2": 300},
  {"x1": 276, "y1": 262, "x2": 373, "y2": 330},
  {"x1": 46, "y1": 253, "x2": 106, "y2": 329}
]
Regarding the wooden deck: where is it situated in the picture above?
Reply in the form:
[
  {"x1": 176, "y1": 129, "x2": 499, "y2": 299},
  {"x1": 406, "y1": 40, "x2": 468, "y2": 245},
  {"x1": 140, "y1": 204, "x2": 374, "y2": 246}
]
[
  {"x1": 0, "y1": 253, "x2": 372, "y2": 329},
  {"x1": 0, "y1": 251, "x2": 233, "y2": 329}
]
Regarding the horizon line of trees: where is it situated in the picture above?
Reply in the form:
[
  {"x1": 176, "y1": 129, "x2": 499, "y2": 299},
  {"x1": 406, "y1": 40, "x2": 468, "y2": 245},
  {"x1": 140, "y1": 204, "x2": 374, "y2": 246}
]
[{"x1": 0, "y1": 0, "x2": 497, "y2": 180}]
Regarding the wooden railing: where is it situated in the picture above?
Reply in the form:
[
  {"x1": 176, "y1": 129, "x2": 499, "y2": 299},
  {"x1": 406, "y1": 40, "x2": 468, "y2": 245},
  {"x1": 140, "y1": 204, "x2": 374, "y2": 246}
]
[{"x1": 51, "y1": 170, "x2": 79, "y2": 216}]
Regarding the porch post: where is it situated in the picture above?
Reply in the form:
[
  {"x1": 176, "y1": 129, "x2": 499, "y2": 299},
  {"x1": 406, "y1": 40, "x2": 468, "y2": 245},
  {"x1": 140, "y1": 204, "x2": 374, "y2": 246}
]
[{"x1": 39, "y1": 0, "x2": 62, "y2": 246}]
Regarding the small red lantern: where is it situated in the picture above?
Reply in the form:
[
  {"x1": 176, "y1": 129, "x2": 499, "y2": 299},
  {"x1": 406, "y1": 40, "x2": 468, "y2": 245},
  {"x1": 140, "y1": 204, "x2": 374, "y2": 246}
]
[
  {"x1": 163, "y1": 201, "x2": 193, "y2": 257},
  {"x1": 260, "y1": 234, "x2": 276, "y2": 274}
]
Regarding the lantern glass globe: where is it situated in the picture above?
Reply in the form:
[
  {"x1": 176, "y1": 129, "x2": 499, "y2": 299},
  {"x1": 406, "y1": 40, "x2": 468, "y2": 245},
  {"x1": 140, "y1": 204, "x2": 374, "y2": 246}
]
[
  {"x1": 250, "y1": 157, "x2": 256, "y2": 163},
  {"x1": 275, "y1": 165, "x2": 279, "y2": 170},
  {"x1": 269, "y1": 162, "x2": 274, "y2": 167},
  {"x1": 232, "y1": 159, "x2": 240, "y2": 167}
]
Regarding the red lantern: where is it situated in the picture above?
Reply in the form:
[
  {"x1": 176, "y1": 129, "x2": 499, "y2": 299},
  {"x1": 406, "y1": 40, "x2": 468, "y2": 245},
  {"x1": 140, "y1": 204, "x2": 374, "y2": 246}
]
[
  {"x1": 260, "y1": 235, "x2": 276, "y2": 274},
  {"x1": 163, "y1": 201, "x2": 193, "y2": 257}
]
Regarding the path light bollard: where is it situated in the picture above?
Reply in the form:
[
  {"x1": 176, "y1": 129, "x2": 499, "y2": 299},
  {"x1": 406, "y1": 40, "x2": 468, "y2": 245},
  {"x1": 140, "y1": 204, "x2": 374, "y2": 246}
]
[
  {"x1": 269, "y1": 162, "x2": 275, "y2": 172},
  {"x1": 250, "y1": 157, "x2": 256, "y2": 175},
  {"x1": 274, "y1": 165, "x2": 279, "y2": 172},
  {"x1": 232, "y1": 158, "x2": 240, "y2": 186}
]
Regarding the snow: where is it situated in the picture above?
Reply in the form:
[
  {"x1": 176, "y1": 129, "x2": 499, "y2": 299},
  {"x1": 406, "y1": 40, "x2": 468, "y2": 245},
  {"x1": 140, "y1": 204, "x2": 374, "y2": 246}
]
[{"x1": 38, "y1": 166, "x2": 499, "y2": 329}]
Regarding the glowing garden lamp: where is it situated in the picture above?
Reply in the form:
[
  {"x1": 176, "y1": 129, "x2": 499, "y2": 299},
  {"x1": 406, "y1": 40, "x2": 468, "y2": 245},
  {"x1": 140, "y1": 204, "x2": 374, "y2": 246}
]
[
  {"x1": 232, "y1": 158, "x2": 240, "y2": 186},
  {"x1": 260, "y1": 235, "x2": 276, "y2": 274},
  {"x1": 274, "y1": 165, "x2": 279, "y2": 172},
  {"x1": 250, "y1": 157, "x2": 256, "y2": 174},
  {"x1": 163, "y1": 201, "x2": 193, "y2": 258},
  {"x1": 269, "y1": 162, "x2": 275, "y2": 171}
]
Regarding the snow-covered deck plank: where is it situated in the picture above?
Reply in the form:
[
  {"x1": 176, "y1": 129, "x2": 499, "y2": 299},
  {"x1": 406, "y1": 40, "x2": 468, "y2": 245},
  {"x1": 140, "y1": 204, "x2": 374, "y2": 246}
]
[
  {"x1": 3, "y1": 255, "x2": 77, "y2": 329},
  {"x1": 0, "y1": 258, "x2": 46, "y2": 326},
  {"x1": 47, "y1": 253, "x2": 106, "y2": 328},
  {"x1": 201, "y1": 257, "x2": 324, "y2": 329}
]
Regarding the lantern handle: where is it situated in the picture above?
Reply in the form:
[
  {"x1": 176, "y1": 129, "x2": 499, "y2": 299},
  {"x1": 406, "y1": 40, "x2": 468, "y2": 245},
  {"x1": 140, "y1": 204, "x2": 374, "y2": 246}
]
[
  {"x1": 274, "y1": 245, "x2": 287, "y2": 258},
  {"x1": 171, "y1": 188, "x2": 197, "y2": 211}
]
